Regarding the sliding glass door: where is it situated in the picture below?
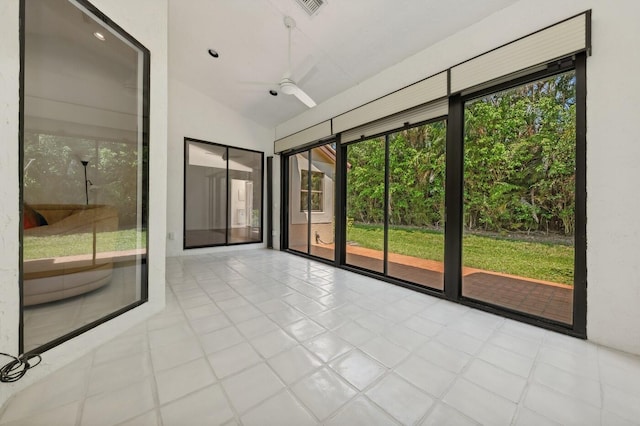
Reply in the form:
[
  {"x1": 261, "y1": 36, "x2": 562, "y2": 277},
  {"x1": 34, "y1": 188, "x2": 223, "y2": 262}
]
[
  {"x1": 462, "y1": 71, "x2": 577, "y2": 324},
  {"x1": 184, "y1": 138, "x2": 263, "y2": 248},
  {"x1": 281, "y1": 56, "x2": 585, "y2": 335},
  {"x1": 287, "y1": 143, "x2": 336, "y2": 261},
  {"x1": 344, "y1": 120, "x2": 446, "y2": 290},
  {"x1": 387, "y1": 124, "x2": 446, "y2": 289},
  {"x1": 345, "y1": 137, "x2": 385, "y2": 273},
  {"x1": 288, "y1": 151, "x2": 310, "y2": 254}
]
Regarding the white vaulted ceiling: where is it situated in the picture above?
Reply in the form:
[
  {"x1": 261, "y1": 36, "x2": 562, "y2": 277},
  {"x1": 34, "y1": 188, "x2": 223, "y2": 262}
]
[{"x1": 169, "y1": 0, "x2": 519, "y2": 129}]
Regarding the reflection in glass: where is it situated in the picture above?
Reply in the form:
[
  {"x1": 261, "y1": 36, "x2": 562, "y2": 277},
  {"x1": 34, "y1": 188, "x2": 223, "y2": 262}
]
[
  {"x1": 462, "y1": 71, "x2": 576, "y2": 324},
  {"x1": 22, "y1": 0, "x2": 148, "y2": 352},
  {"x1": 346, "y1": 138, "x2": 385, "y2": 273},
  {"x1": 387, "y1": 123, "x2": 446, "y2": 289},
  {"x1": 288, "y1": 152, "x2": 310, "y2": 254},
  {"x1": 228, "y1": 148, "x2": 263, "y2": 244},
  {"x1": 184, "y1": 140, "x2": 263, "y2": 248},
  {"x1": 184, "y1": 142, "x2": 227, "y2": 247}
]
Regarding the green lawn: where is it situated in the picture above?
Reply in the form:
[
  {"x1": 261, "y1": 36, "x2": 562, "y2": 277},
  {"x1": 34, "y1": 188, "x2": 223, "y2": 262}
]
[
  {"x1": 24, "y1": 229, "x2": 145, "y2": 261},
  {"x1": 347, "y1": 224, "x2": 574, "y2": 285}
]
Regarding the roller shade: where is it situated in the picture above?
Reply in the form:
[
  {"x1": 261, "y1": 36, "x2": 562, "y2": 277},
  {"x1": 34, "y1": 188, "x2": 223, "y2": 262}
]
[
  {"x1": 450, "y1": 12, "x2": 589, "y2": 94},
  {"x1": 274, "y1": 120, "x2": 332, "y2": 154},
  {"x1": 341, "y1": 98, "x2": 448, "y2": 144},
  {"x1": 334, "y1": 71, "x2": 447, "y2": 134}
]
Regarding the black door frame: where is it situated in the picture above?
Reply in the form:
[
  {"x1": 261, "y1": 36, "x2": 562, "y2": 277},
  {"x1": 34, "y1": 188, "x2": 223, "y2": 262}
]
[{"x1": 280, "y1": 54, "x2": 587, "y2": 338}]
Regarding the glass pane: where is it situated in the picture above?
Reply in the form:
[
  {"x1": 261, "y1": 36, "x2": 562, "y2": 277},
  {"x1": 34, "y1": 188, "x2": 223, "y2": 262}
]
[
  {"x1": 346, "y1": 138, "x2": 385, "y2": 273},
  {"x1": 310, "y1": 145, "x2": 335, "y2": 261},
  {"x1": 300, "y1": 170, "x2": 325, "y2": 212},
  {"x1": 462, "y1": 71, "x2": 576, "y2": 324},
  {"x1": 300, "y1": 190, "x2": 309, "y2": 212},
  {"x1": 288, "y1": 152, "x2": 309, "y2": 254},
  {"x1": 310, "y1": 171, "x2": 323, "y2": 191},
  {"x1": 228, "y1": 148, "x2": 263, "y2": 244},
  {"x1": 387, "y1": 121, "x2": 446, "y2": 289},
  {"x1": 23, "y1": 0, "x2": 148, "y2": 352},
  {"x1": 184, "y1": 142, "x2": 227, "y2": 247},
  {"x1": 310, "y1": 192, "x2": 323, "y2": 212}
]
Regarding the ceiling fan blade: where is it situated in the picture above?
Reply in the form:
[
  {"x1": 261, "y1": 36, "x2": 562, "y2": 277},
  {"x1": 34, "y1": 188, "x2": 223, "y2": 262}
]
[{"x1": 290, "y1": 85, "x2": 316, "y2": 108}]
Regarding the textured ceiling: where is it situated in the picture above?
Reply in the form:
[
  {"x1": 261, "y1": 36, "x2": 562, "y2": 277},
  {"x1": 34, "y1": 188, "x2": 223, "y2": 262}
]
[{"x1": 169, "y1": 0, "x2": 519, "y2": 129}]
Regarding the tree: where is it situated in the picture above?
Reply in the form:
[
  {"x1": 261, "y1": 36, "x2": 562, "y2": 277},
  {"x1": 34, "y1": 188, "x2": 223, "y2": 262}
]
[{"x1": 345, "y1": 70, "x2": 577, "y2": 237}]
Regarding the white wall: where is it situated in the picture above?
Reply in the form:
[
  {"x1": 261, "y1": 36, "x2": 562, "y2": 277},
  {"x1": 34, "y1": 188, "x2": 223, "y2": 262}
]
[
  {"x1": 0, "y1": 0, "x2": 168, "y2": 406},
  {"x1": 289, "y1": 153, "x2": 335, "y2": 226},
  {"x1": 275, "y1": 0, "x2": 640, "y2": 355},
  {"x1": 0, "y1": 0, "x2": 21, "y2": 375},
  {"x1": 166, "y1": 78, "x2": 274, "y2": 256}
]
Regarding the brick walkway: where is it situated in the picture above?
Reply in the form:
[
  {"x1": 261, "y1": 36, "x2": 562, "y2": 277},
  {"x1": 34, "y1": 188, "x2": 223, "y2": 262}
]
[{"x1": 297, "y1": 243, "x2": 573, "y2": 325}]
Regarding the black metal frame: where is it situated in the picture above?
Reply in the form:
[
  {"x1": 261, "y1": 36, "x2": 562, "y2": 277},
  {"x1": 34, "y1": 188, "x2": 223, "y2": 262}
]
[
  {"x1": 573, "y1": 53, "x2": 588, "y2": 333},
  {"x1": 280, "y1": 139, "x2": 339, "y2": 264},
  {"x1": 444, "y1": 95, "x2": 463, "y2": 301},
  {"x1": 340, "y1": 117, "x2": 448, "y2": 289},
  {"x1": 267, "y1": 156, "x2": 273, "y2": 248},
  {"x1": 18, "y1": 0, "x2": 25, "y2": 353},
  {"x1": 383, "y1": 134, "x2": 390, "y2": 276},
  {"x1": 280, "y1": 54, "x2": 587, "y2": 338},
  {"x1": 454, "y1": 55, "x2": 587, "y2": 337},
  {"x1": 183, "y1": 137, "x2": 265, "y2": 250},
  {"x1": 306, "y1": 153, "x2": 312, "y2": 253},
  {"x1": 19, "y1": 0, "x2": 151, "y2": 355}
]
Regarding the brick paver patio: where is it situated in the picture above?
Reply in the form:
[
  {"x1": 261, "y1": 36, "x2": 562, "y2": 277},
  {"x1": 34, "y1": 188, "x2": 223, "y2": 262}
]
[{"x1": 294, "y1": 243, "x2": 573, "y2": 325}]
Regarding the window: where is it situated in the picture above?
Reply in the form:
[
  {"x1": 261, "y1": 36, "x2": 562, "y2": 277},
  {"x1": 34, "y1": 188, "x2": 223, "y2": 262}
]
[
  {"x1": 461, "y1": 69, "x2": 580, "y2": 325},
  {"x1": 345, "y1": 120, "x2": 447, "y2": 289},
  {"x1": 183, "y1": 139, "x2": 263, "y2": 248},
  {"x1": 21, "y1": 0, "x2": 150, "y2": 353},
  {"x1": 300, "y1": 170, "x2": 324, "y2": 212},
  {"x1": 286, "y1": 143, "x2": 336, "y2": 261}
]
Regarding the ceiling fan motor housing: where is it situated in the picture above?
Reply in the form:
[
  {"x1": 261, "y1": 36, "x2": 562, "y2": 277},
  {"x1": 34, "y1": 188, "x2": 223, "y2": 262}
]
[{"x1": 280, "y1": 79, "x2": 297, "y2": 95}]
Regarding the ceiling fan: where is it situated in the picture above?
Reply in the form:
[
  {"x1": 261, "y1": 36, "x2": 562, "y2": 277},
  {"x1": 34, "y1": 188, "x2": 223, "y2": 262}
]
[{"x1": 272, "y1": 16, "x2": 316, "y2": 108}]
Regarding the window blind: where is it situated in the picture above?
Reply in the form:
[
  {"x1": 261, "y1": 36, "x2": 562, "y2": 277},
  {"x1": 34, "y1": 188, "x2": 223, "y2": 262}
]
[
  {"x1": 341, "y1": 98, "x2": 448, "y2": 144},
  {"x1": 333, "y1": 71, "x2": 447, "y2": 135},
  {"x1": 274, "y1": 120, "x2": 332, "y2": 154},
  {"x1": 450, "y1": 12, "x2": 589, "y2": 94}
]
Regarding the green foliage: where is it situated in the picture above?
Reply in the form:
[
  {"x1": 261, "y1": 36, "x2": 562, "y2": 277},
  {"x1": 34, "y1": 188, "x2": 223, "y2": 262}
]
[
  {"x1": 345, "y1": 71, "x2": 577, "y2": 237},
  {"x1": 23, "y1": 134, "x2": 142, "y2": 227},
  {"x1": 23, "y1": 229, "x2": 146, "y2": 260},
  {"x1": 346, "y1": 121, "x2": 447, "y2": 228},
  {"x1": 348, "y1": 224, "x2": 573, "y2": 285},
  {"x1": 463, "y1": 72, "x2": 576, "y2": 235}
]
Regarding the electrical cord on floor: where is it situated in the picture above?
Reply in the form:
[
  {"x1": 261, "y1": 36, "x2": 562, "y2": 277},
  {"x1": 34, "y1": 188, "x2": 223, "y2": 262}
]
[{"x1": 0, "y1": 352, "x2": 42, "y2": 383}]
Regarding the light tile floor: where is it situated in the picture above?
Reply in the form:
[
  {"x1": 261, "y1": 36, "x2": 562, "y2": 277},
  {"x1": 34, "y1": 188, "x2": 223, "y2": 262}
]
[{"x1": 1, "y1": 249, "x2": 640, "y2": 425}]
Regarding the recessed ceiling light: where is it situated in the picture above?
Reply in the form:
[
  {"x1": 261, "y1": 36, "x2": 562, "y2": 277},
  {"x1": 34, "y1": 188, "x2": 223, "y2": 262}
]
[
  {"x1": 208, "y1": 49, "x2": 219, "y2": 58},
  {"x1": 269, "y1": 90, "x2": 278, "y2": 96},
  {"x1": 93, "y1": 31, "x2": 105, "y2": 41}
]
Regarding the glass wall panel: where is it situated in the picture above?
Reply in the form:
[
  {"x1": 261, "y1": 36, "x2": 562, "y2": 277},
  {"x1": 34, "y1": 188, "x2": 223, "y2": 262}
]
[
  {"x1": 184, "y1": 142, "x2": 228, "y2": 247},
  {"x1": 309, "y1": 146, "x2": 336, "y2": 261},
  {"x1": 345, "y1": 137, "x2": 385, "y2": 273},
  {"x1": 387, "y1": 122, "x2": 446, "y2": 289},
  {"x1": 22, "y1": 0, "x2": 149, "y2": 352},
  {"x1": 462, "y1": 71, "x2": 576, "y2": 324},
  {"x1": 288, "y1": 152, "x2": 310, "y2": 254},
  {"x1": 184, "y1": 140, "x2": 263, "y2": 248},
  {"x1": 228, "y1": 148, "x2": 263, "y2": 244}
]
